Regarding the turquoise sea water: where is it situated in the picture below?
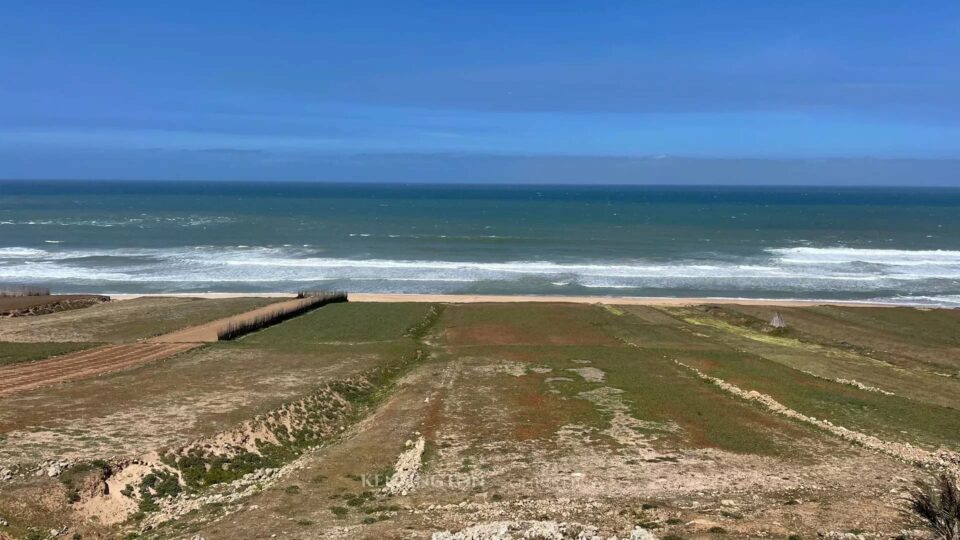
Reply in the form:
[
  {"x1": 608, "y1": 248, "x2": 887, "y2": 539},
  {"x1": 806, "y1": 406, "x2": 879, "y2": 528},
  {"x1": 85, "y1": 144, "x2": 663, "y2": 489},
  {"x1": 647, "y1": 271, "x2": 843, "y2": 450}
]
[{"x1": 2, "y1": 181, "x2": 960, "y2": 305}]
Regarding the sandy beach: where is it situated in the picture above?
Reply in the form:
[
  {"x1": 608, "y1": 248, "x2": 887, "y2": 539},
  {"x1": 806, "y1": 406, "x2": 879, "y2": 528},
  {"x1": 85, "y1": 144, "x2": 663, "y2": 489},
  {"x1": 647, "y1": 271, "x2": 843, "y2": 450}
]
[{"x1": 102, "y1": 292, "x2": 903, "y2": 307}]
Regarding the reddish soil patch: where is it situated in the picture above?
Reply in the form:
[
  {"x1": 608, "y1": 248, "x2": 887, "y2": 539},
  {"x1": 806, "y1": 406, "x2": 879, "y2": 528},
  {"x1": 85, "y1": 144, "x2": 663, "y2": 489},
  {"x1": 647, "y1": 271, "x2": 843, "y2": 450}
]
[
  {"x1": 507, "y1": 374, "x2": 589, "y2": 441},
  {"x1": 0, "y1": 342, "x2": 200, "y2": 396},
  {"x1": 447, "y1": 323, "x2": 536, "y2": 346},
  {"x1": 442, "y1": 304, "x2": 621, "y2": 347},
  {"x1": 421, "y1": 390, "x2": 447, "y2": 440},
  {"x1": 445, "y1": 319, "x2": 619, "y2": 346}
]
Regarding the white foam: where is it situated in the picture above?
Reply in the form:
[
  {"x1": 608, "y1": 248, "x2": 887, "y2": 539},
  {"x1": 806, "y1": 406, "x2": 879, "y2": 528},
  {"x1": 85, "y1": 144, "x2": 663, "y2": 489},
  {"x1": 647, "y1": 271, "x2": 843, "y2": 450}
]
[
  {"x1": 0, "y1": 247, "x2": 49, "y2": 258},
  {"x1": 769, "y1": 247, "x2": 960, "y2": 266},
  {"x1": 1, "y1": 245, "x2": 959, "y2": 304}
]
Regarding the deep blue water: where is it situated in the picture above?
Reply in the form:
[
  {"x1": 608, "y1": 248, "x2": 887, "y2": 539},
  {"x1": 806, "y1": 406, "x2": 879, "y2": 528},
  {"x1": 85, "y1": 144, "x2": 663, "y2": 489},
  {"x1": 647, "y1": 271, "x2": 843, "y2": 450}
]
[{"x1": 2, "y1": 181, "x2": 960, "y2": 305}]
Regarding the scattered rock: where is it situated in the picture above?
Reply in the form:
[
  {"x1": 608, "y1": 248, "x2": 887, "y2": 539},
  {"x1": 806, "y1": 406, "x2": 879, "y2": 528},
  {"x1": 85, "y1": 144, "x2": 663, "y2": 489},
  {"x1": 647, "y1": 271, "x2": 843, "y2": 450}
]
[
  {"x1": 822, "y1": 533, "x2": 866, "y2": 540},
  {"x1": 631, "y1": 527, "x2": 657, "y2": 540},
  {"x1": 31, "y1": 459, "x2": 72, "y2": 478},
  {"x1": 384, "y1": 437, "x2": 426, "y2": 496},
  {"x1": 431, "y1": 520, "x2": 657, "y2": 540}
]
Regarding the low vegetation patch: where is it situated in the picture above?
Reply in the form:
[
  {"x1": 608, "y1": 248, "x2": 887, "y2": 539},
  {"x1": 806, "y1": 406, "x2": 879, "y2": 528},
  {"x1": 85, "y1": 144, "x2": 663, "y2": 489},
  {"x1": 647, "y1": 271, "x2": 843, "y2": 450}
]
[
  {"x1": 136, "y1": 470, "x2": 182, "y2": 512},
  {"x1": 405, "y1": 304, "x2": 444, "y2": 339},
  {"x1": 0, "y1": 341, "x2": 98, "y2": 367},
  {"x1": 905, "y1": 472, "x2": 960, "y2": 540},
  {"x1": 0, "y1": 285, "x2": 51, "y2": 296}
]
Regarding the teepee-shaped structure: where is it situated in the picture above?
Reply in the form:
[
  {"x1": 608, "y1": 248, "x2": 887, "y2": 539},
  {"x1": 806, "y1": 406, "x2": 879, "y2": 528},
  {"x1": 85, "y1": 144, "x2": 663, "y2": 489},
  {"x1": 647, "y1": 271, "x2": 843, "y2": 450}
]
[{"x1": 769, "y1": 312, "x2": 786, "y2": 329}]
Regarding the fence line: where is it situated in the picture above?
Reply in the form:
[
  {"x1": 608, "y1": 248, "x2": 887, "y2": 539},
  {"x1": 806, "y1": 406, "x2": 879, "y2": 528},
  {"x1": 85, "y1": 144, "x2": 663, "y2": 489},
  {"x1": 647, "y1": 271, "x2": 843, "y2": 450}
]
[{"x1": 217, "y1": 291, "x2": 348, "y2": 340}]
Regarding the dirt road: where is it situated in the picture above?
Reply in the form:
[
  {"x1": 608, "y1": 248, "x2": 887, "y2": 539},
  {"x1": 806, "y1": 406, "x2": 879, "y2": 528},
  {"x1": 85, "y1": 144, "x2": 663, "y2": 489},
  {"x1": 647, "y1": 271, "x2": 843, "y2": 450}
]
[
  {"x1": 0, "y1": 297, "x2": 316, "y2": 396},
  {"x1": 0, "y1": 343, "x2": 200, "y2": 396}
]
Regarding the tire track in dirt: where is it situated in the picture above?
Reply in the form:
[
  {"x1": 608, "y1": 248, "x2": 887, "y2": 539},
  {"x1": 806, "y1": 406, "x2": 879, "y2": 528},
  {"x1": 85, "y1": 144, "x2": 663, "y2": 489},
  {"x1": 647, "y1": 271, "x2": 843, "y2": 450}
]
[
  {"x1": 0, "y1": 297, "x2": 316, "y2": 397},
  {"x1": 1, "y1": 344, "x2": 192, "y2": 386},
  {"x1": 0, "y1": 344, "x2": 127, "y2": 378},
  {"x1": 0, "y1": 343, "x2": 200, "y2": 396}
]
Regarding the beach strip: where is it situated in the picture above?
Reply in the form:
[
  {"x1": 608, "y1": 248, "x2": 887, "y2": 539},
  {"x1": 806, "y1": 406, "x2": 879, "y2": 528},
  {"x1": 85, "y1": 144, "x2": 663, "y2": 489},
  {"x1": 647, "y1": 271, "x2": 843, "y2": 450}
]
[{"x1": 101, "y1": 292, "x2": 901, "y2": 308}]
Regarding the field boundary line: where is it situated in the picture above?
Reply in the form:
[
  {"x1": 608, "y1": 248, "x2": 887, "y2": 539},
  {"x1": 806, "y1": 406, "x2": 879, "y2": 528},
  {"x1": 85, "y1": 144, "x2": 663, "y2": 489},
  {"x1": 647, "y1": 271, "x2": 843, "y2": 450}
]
[{"x1": 673, "y1": 359, "x2": 960, "y2": 474}]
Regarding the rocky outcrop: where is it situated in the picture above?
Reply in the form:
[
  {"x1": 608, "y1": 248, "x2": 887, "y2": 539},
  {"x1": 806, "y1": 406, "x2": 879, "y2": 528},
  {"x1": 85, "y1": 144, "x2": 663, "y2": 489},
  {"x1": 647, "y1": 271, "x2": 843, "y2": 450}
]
[
  {"x1": 431, "y1": 521, "x2": 657, "y2": 540},
  {"x1": 383, "y1": 437, "x2": 426, "y2": 496}
]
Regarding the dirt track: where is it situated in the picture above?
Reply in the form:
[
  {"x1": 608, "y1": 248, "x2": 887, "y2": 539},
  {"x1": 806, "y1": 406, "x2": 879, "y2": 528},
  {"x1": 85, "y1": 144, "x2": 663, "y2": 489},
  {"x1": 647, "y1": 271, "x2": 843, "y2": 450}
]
[
  {"x1": 0, "y1": 297, "x2": 320, "y2": 396},
  {"x1": 0, "y1": 342, "x2": 200, "y2": 396}
]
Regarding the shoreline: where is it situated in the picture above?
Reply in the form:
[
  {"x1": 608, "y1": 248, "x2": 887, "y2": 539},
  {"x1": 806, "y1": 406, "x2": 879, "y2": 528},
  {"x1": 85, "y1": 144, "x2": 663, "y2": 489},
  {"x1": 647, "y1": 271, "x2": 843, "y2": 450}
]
[{"x1": 96, "y1": 292, "x2": 924, "y2": 308}]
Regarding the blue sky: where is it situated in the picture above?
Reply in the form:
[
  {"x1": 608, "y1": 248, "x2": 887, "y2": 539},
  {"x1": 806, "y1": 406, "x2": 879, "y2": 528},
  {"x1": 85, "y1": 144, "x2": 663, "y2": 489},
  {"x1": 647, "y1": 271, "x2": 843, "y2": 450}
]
[{"x1": 1, "y1": 1, "x2": 959, "y2": 182}]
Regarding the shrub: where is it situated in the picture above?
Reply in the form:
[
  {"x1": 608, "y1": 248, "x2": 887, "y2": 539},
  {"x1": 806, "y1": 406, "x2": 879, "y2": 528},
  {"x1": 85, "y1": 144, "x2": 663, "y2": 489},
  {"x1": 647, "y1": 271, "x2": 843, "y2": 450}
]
[
  {"x1": 0, "y1": 285, "x2": 50, "y2": 297},
  {"x1": 905, "y1": 472, "x2": 960, "y2": 540}
]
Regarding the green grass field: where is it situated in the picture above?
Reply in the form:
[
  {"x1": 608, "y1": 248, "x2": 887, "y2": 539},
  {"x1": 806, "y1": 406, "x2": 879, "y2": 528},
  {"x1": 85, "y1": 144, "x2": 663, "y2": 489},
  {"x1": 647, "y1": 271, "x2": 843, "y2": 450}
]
[
  {"x1": 236, "y1": 302, "x2": 437, "y2": 347},
  {"x1": 0, "y1": 341, "x2": 98, "y2": 367}
]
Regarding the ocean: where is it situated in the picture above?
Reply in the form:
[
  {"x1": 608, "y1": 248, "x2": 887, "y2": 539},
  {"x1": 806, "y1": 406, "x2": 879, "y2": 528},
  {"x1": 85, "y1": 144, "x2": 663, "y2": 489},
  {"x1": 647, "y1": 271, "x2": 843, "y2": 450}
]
[{"x1": 1, "y1": 180, "x2": 960, "y2": 306}]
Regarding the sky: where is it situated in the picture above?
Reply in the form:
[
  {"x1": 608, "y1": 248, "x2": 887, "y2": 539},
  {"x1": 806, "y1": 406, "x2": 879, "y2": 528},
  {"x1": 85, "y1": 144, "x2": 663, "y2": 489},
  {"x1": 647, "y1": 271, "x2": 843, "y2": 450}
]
[{"x1": 1, "y1": 1, "x2": 959, "y2": 184}]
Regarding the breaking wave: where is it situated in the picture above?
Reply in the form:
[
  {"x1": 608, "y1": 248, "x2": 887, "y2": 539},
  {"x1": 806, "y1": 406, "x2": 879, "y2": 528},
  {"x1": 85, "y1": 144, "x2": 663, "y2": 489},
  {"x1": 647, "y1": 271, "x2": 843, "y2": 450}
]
[{"x1": 2, "y1": 245, "x2": 960, "y2": 306}]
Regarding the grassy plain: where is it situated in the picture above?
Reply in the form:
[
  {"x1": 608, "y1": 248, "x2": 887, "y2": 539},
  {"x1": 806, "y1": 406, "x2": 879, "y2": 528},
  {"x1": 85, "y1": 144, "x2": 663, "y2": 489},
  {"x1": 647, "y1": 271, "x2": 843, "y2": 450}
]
[
  {"x1": 0, "y1": 299, "x2": 958, "y2": 539},
  {"x1": 0, "y1": 342, "x2": 96, "y2": 367}
]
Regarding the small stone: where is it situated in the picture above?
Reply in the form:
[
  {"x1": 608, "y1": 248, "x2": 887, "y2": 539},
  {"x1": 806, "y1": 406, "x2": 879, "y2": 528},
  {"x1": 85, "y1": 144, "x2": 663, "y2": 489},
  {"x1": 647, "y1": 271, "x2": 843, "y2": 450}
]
[
  {"x1": 46, "y1": 461, "x2": 66, "y2": 477},
  {"x1": 631, "y1": 527, "x2": 657, "y2": 540},
  {"x1": 720, "y1": 499, "x2": 736, "y2": 506}
]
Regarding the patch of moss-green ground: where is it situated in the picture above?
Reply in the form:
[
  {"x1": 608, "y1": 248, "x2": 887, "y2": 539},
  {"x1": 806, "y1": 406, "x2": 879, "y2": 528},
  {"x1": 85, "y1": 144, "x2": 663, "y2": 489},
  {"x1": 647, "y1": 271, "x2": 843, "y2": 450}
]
[
  {"x1": 236, "y1": 302, "x2": 439, "y2": 346},
  {"x1": 0, "y1": 341, "x2": 99, "y2": 366},
  {"x1": 673, "y1": 348, "x2": 960, "y2": 452}
]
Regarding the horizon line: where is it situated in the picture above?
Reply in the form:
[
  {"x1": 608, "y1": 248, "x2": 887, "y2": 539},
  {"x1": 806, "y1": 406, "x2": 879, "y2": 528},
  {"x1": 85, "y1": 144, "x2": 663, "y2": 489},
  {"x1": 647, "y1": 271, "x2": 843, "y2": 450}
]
[{"x1": 3, "y1": 178, "x2": 960, "y2": 188}]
